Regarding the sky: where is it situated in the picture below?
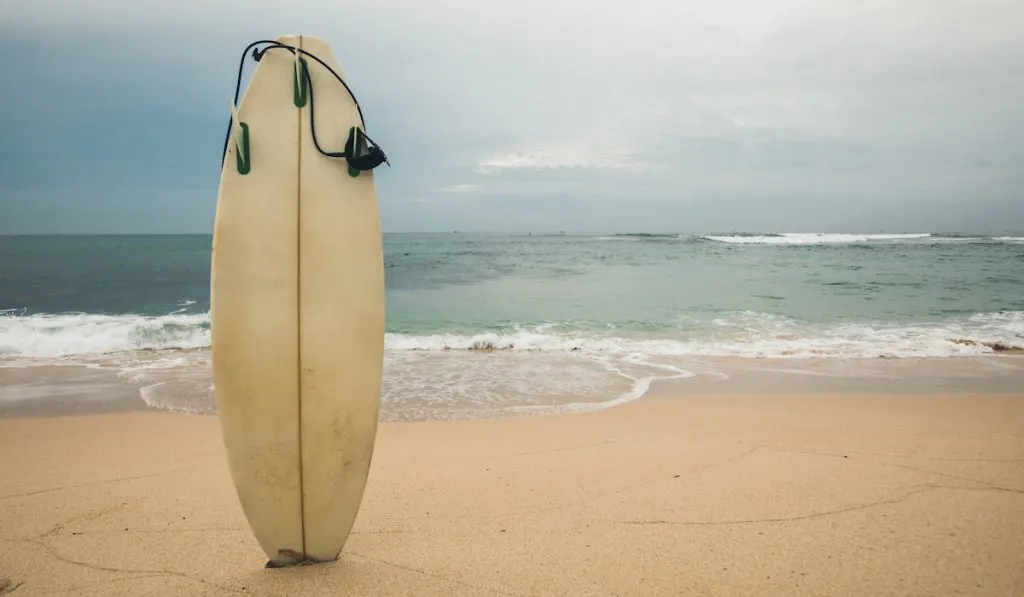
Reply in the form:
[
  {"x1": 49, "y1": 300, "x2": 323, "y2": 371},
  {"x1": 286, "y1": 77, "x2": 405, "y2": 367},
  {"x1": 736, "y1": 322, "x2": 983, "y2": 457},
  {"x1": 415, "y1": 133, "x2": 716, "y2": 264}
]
[{"x1": 1, "y1": 0, "x2": 1023, "y2": 234}]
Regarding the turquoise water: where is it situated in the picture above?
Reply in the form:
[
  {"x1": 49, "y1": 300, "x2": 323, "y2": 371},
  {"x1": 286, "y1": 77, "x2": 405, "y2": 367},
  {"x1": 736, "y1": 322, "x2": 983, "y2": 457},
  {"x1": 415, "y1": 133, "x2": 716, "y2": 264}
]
[
  {"x1": 384, "y1": 232, "x2": 1024, "y2": 340},
  {"x1": 1, "y1": 232, "x2": 1023, "y2": 419}
]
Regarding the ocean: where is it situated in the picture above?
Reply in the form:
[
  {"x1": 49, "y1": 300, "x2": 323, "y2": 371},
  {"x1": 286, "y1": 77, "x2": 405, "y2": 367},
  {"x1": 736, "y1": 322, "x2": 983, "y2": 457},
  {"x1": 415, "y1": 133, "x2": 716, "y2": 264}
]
[{"x1": 2, "y1": 232, "x2": 1023, "y2": 420}]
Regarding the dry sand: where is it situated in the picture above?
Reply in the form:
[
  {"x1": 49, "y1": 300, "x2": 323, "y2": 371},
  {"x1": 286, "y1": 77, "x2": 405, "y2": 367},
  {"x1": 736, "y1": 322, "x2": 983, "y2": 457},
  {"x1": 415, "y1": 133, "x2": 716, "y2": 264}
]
[{"x1": 1, "y1": 391, "x2": 1023, "y2": 596}]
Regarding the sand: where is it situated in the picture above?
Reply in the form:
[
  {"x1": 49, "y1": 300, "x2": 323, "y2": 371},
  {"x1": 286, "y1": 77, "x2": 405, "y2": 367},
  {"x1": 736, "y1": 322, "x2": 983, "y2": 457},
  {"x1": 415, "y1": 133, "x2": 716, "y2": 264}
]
[{"x1": 1, "y1": 390, "x2": 1023, "y2": 596}]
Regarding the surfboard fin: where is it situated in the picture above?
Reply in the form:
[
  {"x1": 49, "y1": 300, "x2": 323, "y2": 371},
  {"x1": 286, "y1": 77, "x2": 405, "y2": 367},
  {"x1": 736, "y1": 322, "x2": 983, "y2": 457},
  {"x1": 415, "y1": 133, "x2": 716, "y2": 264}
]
[
  {"x1": 228, "y1": 101, "x2": 251, "y2": 175},
  {"x1": 293, "y1": 55, "x2": 309, "y2": 108},
  {"x1": 344, "y1": 126, "x2": 389, "y2": 177}
]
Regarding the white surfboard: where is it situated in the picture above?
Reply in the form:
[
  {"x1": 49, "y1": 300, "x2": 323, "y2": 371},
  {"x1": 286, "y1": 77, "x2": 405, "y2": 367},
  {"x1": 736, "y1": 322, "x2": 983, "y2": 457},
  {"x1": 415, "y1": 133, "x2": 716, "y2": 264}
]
[{"x1": 210, "y1": 34, "x2": 386, "y2": 567}]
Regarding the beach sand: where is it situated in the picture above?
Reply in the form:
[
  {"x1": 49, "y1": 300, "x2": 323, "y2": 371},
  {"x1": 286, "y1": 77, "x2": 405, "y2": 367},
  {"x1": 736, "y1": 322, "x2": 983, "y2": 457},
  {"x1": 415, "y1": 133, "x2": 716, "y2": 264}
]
[{"x1": 2, "y1": 381, "x2": 1024, "y2": 595}]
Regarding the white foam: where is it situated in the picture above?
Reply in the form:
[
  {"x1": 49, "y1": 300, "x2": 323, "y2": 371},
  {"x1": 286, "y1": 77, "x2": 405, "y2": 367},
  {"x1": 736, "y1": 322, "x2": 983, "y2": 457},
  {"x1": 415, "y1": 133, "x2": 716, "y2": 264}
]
[
  {"x1": 111, "y1": 350, "x2": 215, "y2": 414},
  {"x1": 385, "y1": 330, "x2": 600, "y2": 352},
  {"x1": 4, "y1": 310, "x2": 1020, "y2": 422},
  {"x1": 2, "y1": 309, "x2": 1020, "y2": 362},
  {"x1": 379, "y1": 349, "x2": 694, "y2": 421},
  {"x1": 702, "y1": 233, "x2": 932, "y2": 245},
  {"x1": 553, "y1": 352, "x2": 694, "y2": 414},
  {"x1": 383, "y1": 311, "x2": 1023, "y2": 359},
  {"x1": 994, "y1": 236, "x2": 1024, "y2": 244},
  {"x1": 0, "y1": 312, "x2": 209, "y2": 357}
]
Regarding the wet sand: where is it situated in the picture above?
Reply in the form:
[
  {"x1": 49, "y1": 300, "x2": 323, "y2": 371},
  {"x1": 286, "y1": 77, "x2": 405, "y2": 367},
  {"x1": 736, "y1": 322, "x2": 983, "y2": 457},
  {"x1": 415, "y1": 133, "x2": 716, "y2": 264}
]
[{"x1": 3, "y1": 352, "x2": 1024, "y2": 418}]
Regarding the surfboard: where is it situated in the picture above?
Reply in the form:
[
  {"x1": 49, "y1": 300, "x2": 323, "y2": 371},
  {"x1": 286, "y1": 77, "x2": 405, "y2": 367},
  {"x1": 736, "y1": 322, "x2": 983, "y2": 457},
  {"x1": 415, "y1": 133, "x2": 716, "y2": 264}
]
[{"x1": 210, "y1": 34, "x2": 387, "y2": 567}]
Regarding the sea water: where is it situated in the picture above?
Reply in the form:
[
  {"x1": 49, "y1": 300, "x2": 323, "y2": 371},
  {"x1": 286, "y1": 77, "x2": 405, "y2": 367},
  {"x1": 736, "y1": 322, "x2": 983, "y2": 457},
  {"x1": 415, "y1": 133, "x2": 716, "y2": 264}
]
[{"x1": 1, "y1": 232, "x2": 1022, "y2": 419}]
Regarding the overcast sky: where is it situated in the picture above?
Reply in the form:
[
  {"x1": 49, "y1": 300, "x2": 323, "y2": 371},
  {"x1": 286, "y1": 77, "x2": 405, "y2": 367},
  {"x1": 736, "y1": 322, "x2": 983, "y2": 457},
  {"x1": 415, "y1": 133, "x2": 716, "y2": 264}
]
[{"x1": 1, "y1": 0, "x2": 1022, "y2": 234}]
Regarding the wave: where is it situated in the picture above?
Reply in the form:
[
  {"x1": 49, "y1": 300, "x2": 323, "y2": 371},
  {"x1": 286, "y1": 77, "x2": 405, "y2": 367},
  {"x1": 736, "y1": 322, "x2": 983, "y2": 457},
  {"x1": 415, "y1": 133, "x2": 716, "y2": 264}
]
[
  {"x1": 3, "y1": 310, "x2": 1020, "y2": 421},
  {"x1": 699, "y1": 233, "x2": 1024, "y2": 246},
  {"x1": 537, "y1": 232, "x2": 1022, "y2": 246},
  {"x1": 385, "y1": 312, "x2": 1024, "y2": 358},
  {"x1": 2, "y1": 310, "x2": 1021, "y2": 360},
  {"x1": 0, "y1": 312, "x2": 210, "y2": 357},
  {"x1": 701, "y1": 233, "x2": 932, "y2": 245}
]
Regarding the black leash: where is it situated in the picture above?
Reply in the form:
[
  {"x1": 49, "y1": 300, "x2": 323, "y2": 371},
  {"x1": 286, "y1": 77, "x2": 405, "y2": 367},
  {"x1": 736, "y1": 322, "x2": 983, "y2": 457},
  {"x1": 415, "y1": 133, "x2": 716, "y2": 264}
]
[{"x1": 220, "y1": 39, "x2": 389, "y2": 174}]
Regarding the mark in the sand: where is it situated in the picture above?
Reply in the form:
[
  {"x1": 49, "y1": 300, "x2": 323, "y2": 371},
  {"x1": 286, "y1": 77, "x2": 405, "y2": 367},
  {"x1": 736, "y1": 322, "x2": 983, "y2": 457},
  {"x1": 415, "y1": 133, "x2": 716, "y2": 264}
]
[
  {"x1": 0, "y1": 577, "x2": 23, "y2": 595},
  {"x1": 610, "y1": 483, "x2": 1023, "y2": 527},
  {"x1": 17, "y1": 536, "x2": 247, "y2": 594},
  {"x1": 0, "y1": 468, "x2": 197, "y2": 501},
  {"x1": 758, "y1": 444, "x2": 1024, "y2": 463},
  {"x1": 758, "y1": 444, "x2": 1024, "y2": 492},
  {"x1": 348, "y1": 551, "x2": 522, "y2": 597}
]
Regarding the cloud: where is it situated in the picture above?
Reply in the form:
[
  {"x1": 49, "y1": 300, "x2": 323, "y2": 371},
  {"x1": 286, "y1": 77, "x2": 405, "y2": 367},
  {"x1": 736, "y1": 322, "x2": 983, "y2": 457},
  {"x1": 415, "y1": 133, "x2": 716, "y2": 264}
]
[
  {"x1": 474, "y1": 146, "x2": 657, "y2": 175},
  {"x1": 1, "y1": 0, "x2": 1022, "y2": 233},
  {"x1": 438, "y1": 183, "x2": 483, "y2": 193}
]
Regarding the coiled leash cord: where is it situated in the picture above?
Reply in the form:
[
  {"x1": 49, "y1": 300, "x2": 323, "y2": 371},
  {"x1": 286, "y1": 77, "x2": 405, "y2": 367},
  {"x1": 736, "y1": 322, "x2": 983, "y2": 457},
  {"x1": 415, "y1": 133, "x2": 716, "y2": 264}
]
[{"x1": 220, "y1": 39, "x2": 389, "y2": 174}]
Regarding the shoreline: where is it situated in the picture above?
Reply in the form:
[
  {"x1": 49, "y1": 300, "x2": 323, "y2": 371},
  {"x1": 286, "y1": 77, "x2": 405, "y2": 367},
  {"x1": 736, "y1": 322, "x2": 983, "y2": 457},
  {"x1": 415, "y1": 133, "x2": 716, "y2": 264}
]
[
  {"x1": 1, "y1": 391, "x2": 1022, "y2": 595},
  {"x1": 3, "y1": 352, "x2": 1024, "y2": 420}
]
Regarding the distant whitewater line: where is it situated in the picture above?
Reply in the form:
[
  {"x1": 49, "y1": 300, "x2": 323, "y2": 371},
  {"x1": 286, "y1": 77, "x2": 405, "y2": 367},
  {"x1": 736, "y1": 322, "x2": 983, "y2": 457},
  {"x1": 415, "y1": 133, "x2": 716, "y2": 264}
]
[
  {"x1": 696, "y1": 233, "x2": 1024, "y2": 245},
  {"x1": 2, "y1": 310, "x2": 1021, "y2": 359},
  {"x1": 701, "y1": 233, "x2": 932, "y2": 245},
  {"x1": 580, "y1": 233, "x2": 1024, "y2": 245}
]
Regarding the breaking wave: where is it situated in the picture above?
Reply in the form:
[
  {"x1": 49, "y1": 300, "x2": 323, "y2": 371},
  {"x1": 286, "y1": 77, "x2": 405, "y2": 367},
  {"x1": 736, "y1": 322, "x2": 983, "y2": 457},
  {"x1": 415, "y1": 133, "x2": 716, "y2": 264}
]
[
  {"x1": 2, "y1": 310, "x2": 1021, "y2": 360},
  {"x1": 0, "y1": 312, "x2": 210, "y2": 357},
  {"x1": 698, "y1": 233, "x2": 1024, "y2": 246},
  {"x1": 384, "y1": 311, "x2": 1024, "y2": 358},
  {"x1": 701, "y1": 233, "x2": 932, "y2": 245}
]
